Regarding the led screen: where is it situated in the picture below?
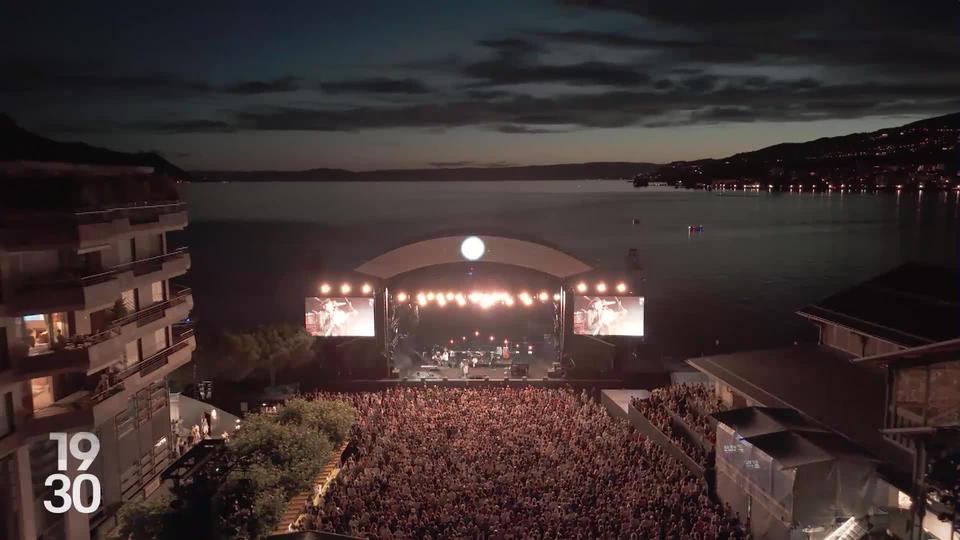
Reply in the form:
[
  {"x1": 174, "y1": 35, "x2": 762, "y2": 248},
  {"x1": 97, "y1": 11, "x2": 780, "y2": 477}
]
[
  {"x1": 305, "y1": 297, "x2": 375, "y2": 337},
  {"x1": 573, "y1": 296, "x2": 644, "y2": 336}
]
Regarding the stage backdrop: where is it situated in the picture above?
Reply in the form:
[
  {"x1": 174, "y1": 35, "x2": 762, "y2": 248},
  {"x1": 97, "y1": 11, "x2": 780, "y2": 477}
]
[
  {"x1": 573, "y1": 295, "x2": 644, "y2": 336},
  {"x1": 305, "y1": 297, "x2": 376, "y2": 337}
]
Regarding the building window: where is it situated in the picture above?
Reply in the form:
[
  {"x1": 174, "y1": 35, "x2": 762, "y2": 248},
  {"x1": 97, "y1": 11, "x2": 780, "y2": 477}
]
[
  {"x1": 0, "y1": 329, "x2": 8, "y2": 371},
  {"x1": 0, "y1": 393, "x2": 13, "y2": 439},
  {"x1": 17, "y1": 313, "x2": 68, "y2": 356},
  {"x1": 151, "y1": 281, "x2": 164, "y2": 304},
  {"x1": 31, "y1": 377, "x2": 54, "y2": 411},
  {"x1": 154, "y1": 328, "x2": 168, "y2": 352},
  {"x1": 125, "y1": 340, "x2": 141, "y2": 368}
]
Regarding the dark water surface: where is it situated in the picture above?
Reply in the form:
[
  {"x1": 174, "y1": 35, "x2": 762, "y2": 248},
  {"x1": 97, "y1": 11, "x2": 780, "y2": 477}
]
[{"x1": 176, "y1": 181, "x2": 960, "y2": 360}]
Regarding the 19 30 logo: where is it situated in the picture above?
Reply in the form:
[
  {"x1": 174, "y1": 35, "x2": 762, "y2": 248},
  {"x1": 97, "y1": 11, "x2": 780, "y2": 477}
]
[{"x1": 44, "y1": 432, "x2": 102, "y2": 514}]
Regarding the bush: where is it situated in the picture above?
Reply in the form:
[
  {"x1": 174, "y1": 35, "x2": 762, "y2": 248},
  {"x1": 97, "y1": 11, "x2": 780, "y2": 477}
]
[{"x1": 116, "y1": 496, "x2": 172, "y2": 540}]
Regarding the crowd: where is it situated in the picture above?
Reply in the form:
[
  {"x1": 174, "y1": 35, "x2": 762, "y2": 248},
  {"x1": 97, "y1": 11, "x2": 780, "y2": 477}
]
[
  {"x1": 630, "y1": 383, "x2": 725, "y2": 468},
  {"x1": 295, "y1": 387, "x2": 746, "y2": 539}
]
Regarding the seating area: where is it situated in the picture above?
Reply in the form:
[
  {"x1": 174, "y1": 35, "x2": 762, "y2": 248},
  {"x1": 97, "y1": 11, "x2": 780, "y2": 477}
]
[
  {"x1": 292, "y1": 387, "x2": 745, "y2": 539},
  {"x1": 630, "y1": 383, "x2": 726, "y2": 468}
]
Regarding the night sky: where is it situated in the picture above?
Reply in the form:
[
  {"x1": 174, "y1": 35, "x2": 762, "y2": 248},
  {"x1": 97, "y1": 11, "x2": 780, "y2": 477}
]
[{"x1": 3, "y1": 1, "x2": 958, "y2": 171}]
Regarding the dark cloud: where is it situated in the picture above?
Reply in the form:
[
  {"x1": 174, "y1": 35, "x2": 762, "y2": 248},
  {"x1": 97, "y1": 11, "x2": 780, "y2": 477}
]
[
  {"x1": 132, "y1": 119, "x2": 236, "y2": 133},
  {"x1": 319, "y1": 77, "x2": 432, "y2": 94},
  {"x1": 429, "y1": 161, "x2": 475, "y2": 167},
  {"x1": 493, "y1": 124, "x2": 567, "y2": 134},
  {"x1": 0, "y1": 60, "x2": 306, "y2": 98},
  {"x1": 225, "y1": 76, "x2": 960, "y2": 133},
  {"x1": 552, "y1": 1, "x2": 960, "y2": 73},
  {"x1": 223, "y1": 76, "x2": 301, "y2": 94},
  {"x1": 477, "y1": 39, "x2": 544, "y2": 55}
]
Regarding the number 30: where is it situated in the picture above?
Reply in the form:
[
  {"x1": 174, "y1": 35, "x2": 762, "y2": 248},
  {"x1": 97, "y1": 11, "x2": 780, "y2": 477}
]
[{"x1": 45, "y1": 433, "x2": 102, "y2": 514}]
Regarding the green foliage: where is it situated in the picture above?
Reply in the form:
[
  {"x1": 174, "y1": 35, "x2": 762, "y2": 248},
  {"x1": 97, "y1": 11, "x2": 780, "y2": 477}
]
[
  {"x1": 118, "y1": 398, "x2": 354, "y2": 539},
  {"x1": 116, "y1": 496, "x2": 173, "y2": 540},
  {"x1": 221, "y1": 324, "x2": 315, "y2": 385},
  {"x1": 276, "y1": 398, "x2": 356, "y2": 445},
  {"x1": 111, "y1": 298, "x2": 130, "y2": 321}
]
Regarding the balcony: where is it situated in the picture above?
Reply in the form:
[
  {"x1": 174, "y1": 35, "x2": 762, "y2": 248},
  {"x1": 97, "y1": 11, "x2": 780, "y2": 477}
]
[
  {"x1": 12, "y1": 289, "x2": 194, "y2": 378},
  {"x1": 0, "y1": 201, "x2": 187, "y2": 252},
  {"x1": 22, "y1": 330, "x2": 196, "y2": 436},
  {"x1": 4, "y1": 248, "x2": 190, "y2": 315}
]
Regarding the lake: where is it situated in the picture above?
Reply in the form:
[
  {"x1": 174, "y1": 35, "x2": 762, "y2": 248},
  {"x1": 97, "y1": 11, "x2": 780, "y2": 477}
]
[{"x1": 176, "y1": 180, "x2": 960, "y2": 360}]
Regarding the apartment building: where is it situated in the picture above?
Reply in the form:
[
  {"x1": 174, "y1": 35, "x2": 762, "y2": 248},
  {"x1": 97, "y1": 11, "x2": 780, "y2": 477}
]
[{"x1": 0, "y1": 152, "x2": 195, "y2": 539}]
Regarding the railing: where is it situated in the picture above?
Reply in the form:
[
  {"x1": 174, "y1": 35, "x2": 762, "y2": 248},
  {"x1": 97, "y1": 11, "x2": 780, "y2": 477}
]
[
  {"x1": 0, "y1": 201, "x2": 186, "y2": 225},
  {"x1": 110, "y1": 247, "x2": 189, "y2": 277},
  {"x1": 111, "y1": 287, "x2": 192, "y2": 329},
  {"x1": 13, "y1": 248, "x2": 189, "y2": 294},
  {"x1": 89, "y1": 329, "x2": 194, "y2": 404}
]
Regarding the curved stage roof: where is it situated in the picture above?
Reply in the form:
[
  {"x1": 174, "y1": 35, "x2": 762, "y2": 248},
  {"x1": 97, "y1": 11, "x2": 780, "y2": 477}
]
[{"x1": 355, "y1": 234, "x2": 593, "y2": 280}]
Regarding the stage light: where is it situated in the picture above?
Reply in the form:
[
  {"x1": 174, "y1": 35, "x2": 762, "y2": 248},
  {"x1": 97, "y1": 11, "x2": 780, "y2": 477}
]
[
  {"x1": 417, "y1": 293, "x2": 427, "y2": 306},
  {"x1": 489, "y1": 335, "x2": 495, "y2": 341},
  {"x1": 474, "y1": 330, "x2": 480, "y2": 337},
  {"x1": 505, "y1": 296, "x2": 515, "y2": 306},
  {"x1": 426, "y1": 292, "x2": 435, "y2": 301},
  {"x1": 460, "y1": 236, "x2": 485, "y2": 261},
  {"x1": 396, "y1": 292, "x2": 408, "y2": 303},
  {"x1": 462, "y1": 336, "x2": 467, "y2": 341},
  {"x1": 469, "y1": 292, "x2": 480, "y2": 303},
  {"x1": 341, "y1": 283, "x2": 351, "y2": 294},
  {"x1": 457, "y1": 296, "x2": 467, "y2": 307},
  {"x1": 361, "y1": 283, "x2": 372, "y2": 294},
  {"x1": 445, "y1": 292, "x2": 454, "y2": 301},
  {"x1": 576, "y1": 282, "x2": 587, "y2": 293},
  {"x1": 320, "y1": 283, "x2": 331, "y2": 294},
  {"x1": 538, "y1": 291, "x2": 549, "y2": 302},
  {"x1": 449, "y1": 339, "x2": 454, "y2": 344},
  {"x1": 437, "y1": 296, "x2": 447, "y2": 307},
  {"x1": 596, "y1": 282, "x2": 607, "y2": 293},
  {"x1": 522, "y1": 296, "x2": 533, "y2": 306},
  {"x1": 616, "y1": 282, "x2": 627, "y2": 293},
  {"x1": 553, "y1": 293, "x2": 561, "y2": 301}
]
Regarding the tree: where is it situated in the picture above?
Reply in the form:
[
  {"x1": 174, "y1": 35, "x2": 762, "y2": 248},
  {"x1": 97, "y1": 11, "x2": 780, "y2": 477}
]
[
  {"x1": 116, "y1": 496, "x2": 172, "y2": 540},
  {"x1": 221, "y1": 324, "x2": 315, "y2": 386}
]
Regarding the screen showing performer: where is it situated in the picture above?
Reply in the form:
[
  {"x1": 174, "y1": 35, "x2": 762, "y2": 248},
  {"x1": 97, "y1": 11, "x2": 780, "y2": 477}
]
[
  {"x1": 305, "y1": 297, "x2": 375, "y2": 337},
  {"x1": 573, "y1": 296, "x2": 644, "y2": 336}
]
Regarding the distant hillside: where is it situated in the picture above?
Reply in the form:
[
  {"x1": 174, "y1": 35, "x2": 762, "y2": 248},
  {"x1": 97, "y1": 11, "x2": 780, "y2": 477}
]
[
  {"x1": 652, "y1": 112, "x2": 960, "y2": 184},
  {"x1": 0, "y1": 114, "x2": 188, "y2": 178},
  {"x1": 193, "y1": 162, "x2": 658, "y2": 182}
]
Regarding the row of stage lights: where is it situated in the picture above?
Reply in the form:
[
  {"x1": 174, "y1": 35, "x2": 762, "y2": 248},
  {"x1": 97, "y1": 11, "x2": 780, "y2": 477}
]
[
  {"x1": 396, "y1": 290, "x2": 557, "y2": 308},
  {"x1": 573, "y1": 281, "x2": 629, "y2": 294},
  {"x1": 317, "y1": 281, "x2": 630, "y2": 299},
  {"x1": 318, "y1": 282, "x2": 373, "y2": 295}
]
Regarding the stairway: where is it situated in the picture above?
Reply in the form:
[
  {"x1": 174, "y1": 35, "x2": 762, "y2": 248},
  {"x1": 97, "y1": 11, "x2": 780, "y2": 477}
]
[
  {"x1": 273, "y1": 441, "x2": 349, "y2": 534},
  {"x1": 823, "y1": 516, "x2": 869, "y2": 540}
]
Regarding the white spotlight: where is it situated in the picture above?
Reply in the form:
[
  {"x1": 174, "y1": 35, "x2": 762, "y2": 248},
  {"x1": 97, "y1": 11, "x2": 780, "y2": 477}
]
[
  {"x1": 341, "y1": 283, "x2": 351, "y2": 294},
  {"x1": 320, "y1": 283, "x2": 331, "y2": 294},
  {"x1": 460, "y1": 236, "x2": 485, "y2": 261},
  {"x1": 361, "y1": 283, "x2": 372, "y2": 294},
  {"x1": 576, "y1": 282, "x2": 587, "y2": 293},
  {"x1": 396, "y1": 292, "x2": 408, "y2": 303},
  {"x1": 616, "y1": 283, "x2": 627, "y2": 293},
  {"x1": 596, "y1": 282, "x2": 607, "y2": 293}
]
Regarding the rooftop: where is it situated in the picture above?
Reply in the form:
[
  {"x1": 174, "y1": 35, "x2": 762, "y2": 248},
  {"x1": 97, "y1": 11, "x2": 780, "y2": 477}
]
[
  {"x1": 713, "y1": 406, "x2": 876, "y2": 468},
  {"x1": 798, "y1": 263, "x2": 960, "y2": 347},
  {"x1": 687, "y1": 345, "x2": 912, "y2": 482}
]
